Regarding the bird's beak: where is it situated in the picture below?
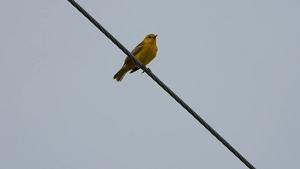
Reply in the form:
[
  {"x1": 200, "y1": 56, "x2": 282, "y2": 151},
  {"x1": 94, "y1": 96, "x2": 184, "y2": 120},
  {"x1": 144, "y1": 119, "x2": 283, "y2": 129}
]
[{"x1": 154, "y1": 34, "x2": 158, "y2": 38}]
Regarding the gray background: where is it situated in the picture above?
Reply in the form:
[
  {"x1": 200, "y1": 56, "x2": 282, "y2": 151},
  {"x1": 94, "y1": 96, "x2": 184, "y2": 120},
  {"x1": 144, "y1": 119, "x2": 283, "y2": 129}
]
[{"x1": 0, "y1": 0, "x2": 299, "y2": 169}]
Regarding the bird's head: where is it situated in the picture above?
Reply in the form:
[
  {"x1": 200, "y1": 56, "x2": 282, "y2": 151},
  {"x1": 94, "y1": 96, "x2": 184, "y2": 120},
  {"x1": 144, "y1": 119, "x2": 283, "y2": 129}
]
[{"x1": 144, "y1": 33, "x2": 157, "y2": 43}]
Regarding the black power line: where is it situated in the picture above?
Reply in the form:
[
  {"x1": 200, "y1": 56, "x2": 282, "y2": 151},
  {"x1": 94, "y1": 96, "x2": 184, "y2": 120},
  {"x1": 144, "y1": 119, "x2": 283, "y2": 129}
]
[{"x1": 66, "y1": 0, "x2": 256, "y2": 168}]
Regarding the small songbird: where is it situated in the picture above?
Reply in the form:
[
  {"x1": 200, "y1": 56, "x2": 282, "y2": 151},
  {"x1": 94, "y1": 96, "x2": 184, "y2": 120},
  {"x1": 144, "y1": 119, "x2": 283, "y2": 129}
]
[{"x1": 113, "y1": 33, "x2": 158, "y2": 81}]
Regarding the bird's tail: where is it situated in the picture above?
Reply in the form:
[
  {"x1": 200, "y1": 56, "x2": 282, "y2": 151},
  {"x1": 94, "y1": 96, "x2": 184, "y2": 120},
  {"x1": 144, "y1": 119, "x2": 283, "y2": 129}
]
[{"x1": 113, "y1": 66, "x2": 129, "y2": 82}]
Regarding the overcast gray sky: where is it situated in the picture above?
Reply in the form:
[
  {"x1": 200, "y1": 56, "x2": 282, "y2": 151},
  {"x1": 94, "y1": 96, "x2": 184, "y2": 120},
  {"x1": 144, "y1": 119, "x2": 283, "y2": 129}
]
[{"x1": 0, "y1": 0, "x2": 299, "y2": 169}]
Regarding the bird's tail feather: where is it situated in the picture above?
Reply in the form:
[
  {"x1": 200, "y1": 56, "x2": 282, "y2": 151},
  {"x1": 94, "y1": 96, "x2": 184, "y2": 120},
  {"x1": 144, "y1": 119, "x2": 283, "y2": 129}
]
[{"x1": 113, "y1": 67, "x2": 129, "y2": 82}]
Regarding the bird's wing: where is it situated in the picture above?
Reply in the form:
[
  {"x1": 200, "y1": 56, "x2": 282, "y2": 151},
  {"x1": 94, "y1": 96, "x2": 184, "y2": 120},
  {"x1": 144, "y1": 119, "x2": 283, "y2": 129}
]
[
  {"x1": 124, "y1": 41, "x2": 144, "y2": 64},
  {"x1": 129, "y1": 67, "x2": 139, "y2": 73}
]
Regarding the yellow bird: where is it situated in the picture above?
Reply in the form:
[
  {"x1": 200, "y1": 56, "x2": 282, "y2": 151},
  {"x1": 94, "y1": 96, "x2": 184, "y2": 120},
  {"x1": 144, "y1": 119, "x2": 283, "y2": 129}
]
[{"x1": 113, "y1": 33, "x2": 158, "y2": 81}]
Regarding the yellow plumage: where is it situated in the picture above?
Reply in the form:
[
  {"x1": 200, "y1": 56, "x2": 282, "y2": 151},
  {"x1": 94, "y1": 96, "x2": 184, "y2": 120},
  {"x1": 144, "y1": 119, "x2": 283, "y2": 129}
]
[{"x1": 113, "y1": 33, "x2": 158, "y2": 81}]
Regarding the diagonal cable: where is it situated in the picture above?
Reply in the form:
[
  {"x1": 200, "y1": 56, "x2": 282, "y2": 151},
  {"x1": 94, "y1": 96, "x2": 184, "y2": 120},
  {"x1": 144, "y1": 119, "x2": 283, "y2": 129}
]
[{"x1": 66, "y1": 0, "x2": 256, "y2": 168}]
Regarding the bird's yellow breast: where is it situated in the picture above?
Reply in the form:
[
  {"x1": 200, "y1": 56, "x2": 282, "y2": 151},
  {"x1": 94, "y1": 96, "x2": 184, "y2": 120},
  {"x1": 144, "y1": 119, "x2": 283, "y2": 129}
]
[{"x1": 136, "y1": 42, "x2": 157, "y2": 65}]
